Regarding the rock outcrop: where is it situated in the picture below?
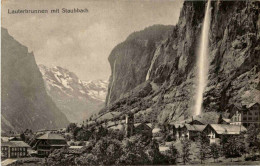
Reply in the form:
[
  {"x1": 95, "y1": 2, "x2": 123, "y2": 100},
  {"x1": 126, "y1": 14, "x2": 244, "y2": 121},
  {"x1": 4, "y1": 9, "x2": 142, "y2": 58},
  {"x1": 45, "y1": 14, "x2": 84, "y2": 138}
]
[
  {"x1": 1, "y1": 28, "x2": 69, "y2": 132},
  {"x1": 39, "y1": 65, "x2": 108, "y2": 123},
  {"x1": 102, "y1": 1, "x2": 259, "y2": 124}
]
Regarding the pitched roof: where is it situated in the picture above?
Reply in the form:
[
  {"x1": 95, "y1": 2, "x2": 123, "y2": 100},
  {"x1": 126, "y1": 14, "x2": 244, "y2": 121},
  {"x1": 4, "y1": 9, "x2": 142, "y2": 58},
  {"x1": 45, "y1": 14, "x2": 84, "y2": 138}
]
[
  {"x1": 159, "y1": 146, "x2": 170, "y2": 152},
  {"x1": 1, "y1": 137, "x2": 9, "y2": 142},
  {"x1": 69, "y1": 146, "x2": 83, "y2": 149},
  {"x1": 36, "y1": 133, "x2": 65, "y2": 140},
  {"x1": 134, "y1": 123, "x2": 142, "y2": 127},
  {"x1": 109, "y1": 124, "x2": 124, "y2": 130},
  {"x1": 248, "y1": 102, "x2": 259, "y2": 109},
  {"x1": 1, "y1": 141, "x2": 30, "y2": 148},
  {"x1": 209, "y1": 124, "x2": 247, "y2": 135},
  {"x1": 134, "y1": 123, "x2": 152, "y2": 129},
  {"x1": 185, "y1": 124, "x2": 206, "y2": 132},
  {"x1": 222, "y1": 118, "x2": 231, "y2": 123},
  {"x1": 146, "y1": 123, "x2": 152, "y2": 128},
  {"x1": 152, "y1": 128, "x2": 162, "y2": 134}
]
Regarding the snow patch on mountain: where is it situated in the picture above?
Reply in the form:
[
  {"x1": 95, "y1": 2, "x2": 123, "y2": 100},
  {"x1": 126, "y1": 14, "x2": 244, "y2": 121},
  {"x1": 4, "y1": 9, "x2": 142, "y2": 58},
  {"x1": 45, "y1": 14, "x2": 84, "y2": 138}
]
[{"x1": 38, "y1": 64, "x2": 109, "y2": 122}]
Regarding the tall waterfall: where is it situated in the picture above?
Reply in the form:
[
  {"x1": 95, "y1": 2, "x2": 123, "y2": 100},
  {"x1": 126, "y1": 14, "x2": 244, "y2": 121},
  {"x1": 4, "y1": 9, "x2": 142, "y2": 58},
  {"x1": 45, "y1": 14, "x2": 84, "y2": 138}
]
[
  {"x1": 146, "y1": 47, "x2": 161, "y2": 81},
  {"x1": 194, "y1": 0, "x2": 211, "y2": 116}
]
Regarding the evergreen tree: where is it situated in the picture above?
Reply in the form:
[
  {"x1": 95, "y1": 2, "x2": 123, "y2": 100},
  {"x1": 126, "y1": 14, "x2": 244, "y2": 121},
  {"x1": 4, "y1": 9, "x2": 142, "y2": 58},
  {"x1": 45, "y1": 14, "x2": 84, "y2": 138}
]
[
  {"x1": 246, "y1": 124, "x2": 260, "y2": 156},
  {"x1": 166, "y1": 144, "x2": 178, "y2": 164},
  {"x1": 210, "y1": 143, "x2": 220, "y2": 163},
  {"x1": 66, "y1": 123, "x2": 77, "y2": 133},
  {"x1": 196, "y1": 133, "x2": 210, "y2": 164},
  {"x1": 181, "y1": 138, "x2": 191, "y2": 164},
  {"x1": 222, "y1": 135, "x2": 245, "y2": 160},
  {"x1": 119, "y1": 136, "x2": 150, "y2": 165},
  {"x1": 20, "y1": 133, "x2": 26, "y2": 141}
]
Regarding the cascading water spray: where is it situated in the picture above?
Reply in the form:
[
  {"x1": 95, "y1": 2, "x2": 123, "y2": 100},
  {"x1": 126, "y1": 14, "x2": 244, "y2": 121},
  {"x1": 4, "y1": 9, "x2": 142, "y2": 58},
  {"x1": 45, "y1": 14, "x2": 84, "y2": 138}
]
[{"x1": 194, "y1": 0, "x2": 211, "y2": 116}]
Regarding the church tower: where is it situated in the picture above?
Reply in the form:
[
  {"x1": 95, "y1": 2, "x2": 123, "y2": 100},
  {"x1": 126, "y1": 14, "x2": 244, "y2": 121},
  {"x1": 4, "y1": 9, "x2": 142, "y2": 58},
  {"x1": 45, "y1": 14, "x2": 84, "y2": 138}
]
[{"x1": 125, "y1": 113, "x2": 134, "y2": 137}]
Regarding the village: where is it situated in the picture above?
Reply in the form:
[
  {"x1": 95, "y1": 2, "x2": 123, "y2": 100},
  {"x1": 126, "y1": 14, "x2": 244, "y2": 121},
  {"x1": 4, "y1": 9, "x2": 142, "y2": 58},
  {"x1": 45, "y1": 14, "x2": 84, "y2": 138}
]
[{"x1": 1, "y1": 103, "x2": 259, "y2": 165}]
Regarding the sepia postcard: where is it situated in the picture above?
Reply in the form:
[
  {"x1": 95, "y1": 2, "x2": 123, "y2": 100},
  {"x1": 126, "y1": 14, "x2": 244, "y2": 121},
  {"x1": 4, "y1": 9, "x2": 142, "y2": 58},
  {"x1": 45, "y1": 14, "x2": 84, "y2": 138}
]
[{"x1": 1, "y1": 0, "x2": 260, "y2": 165}]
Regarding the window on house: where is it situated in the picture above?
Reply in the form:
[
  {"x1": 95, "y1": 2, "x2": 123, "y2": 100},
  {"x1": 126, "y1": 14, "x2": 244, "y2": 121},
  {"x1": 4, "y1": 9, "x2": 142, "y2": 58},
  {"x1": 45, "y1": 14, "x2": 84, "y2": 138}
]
[{"x1": 248, "y1": 117, "x2": 252, "y2": 120}]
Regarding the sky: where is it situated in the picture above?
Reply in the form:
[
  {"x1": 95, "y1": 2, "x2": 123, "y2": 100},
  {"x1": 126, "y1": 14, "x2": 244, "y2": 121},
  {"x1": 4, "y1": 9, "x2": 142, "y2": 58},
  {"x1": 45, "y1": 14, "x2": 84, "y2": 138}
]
[{"x1": 2, "y1": 0, "x2": 183, "y2": 81}]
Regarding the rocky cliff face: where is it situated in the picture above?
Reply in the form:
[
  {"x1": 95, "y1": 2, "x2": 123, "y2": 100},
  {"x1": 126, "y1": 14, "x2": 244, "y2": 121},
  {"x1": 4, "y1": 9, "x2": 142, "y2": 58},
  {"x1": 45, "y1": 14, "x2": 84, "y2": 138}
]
[
  {"x1": 103, "y1": 1, "x2": 259, "y2": 124},
  {"x1": 1, "y1": 28, "x2": 69, "y2": 132},
  {"x1": 106, "y1": 25, "x2": 174, "y2": 106},
  {"x1": 39, "y1": 65, "x2": 108, "y2": 123}
]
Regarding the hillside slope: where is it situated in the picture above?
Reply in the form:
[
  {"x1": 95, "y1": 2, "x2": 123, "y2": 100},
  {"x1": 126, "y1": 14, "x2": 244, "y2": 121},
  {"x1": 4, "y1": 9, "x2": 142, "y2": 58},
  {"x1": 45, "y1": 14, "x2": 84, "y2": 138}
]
[{"x1": 1, "y1": 28, "x2": 69, "y2": 133}]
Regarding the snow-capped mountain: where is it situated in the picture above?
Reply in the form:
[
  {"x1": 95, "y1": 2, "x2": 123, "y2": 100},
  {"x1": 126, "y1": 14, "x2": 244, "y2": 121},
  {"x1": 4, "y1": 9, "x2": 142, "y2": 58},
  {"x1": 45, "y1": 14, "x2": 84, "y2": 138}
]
[
  {"x1": 82, "y1": 80, "x2": 108, "y2": 101},
  {"x1": 39, "y1": 64, "x2": 108, "y2": 123}
]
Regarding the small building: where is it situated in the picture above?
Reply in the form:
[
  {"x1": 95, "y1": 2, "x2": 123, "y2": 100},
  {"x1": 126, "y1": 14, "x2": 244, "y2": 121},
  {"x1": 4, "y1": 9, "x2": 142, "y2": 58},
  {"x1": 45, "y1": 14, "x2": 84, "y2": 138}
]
[
  {"x1": 33, "y1": 133, "x2": 67, "y2": 157},
  {"x1": 203, "y1": 124, "x2": 247, "y2": 144},
  {"x1": 65, "y1": 146, "x2": 84, "y2": 156},
  {"x1": 1, "y1": 141, "x2": 31, "y2": 158},
  {"x1": 134, "y1": 123, "x2": 152, "y2": 137},
  {"x1": 179, "y1": 124, "x2": 206, "y2": 140},
  {"x1": 159, "y1": 146, "x2": 170, "y2": 153},
  {"x1": 152, "y1": 127, "x2": 164, "y2": 142}
]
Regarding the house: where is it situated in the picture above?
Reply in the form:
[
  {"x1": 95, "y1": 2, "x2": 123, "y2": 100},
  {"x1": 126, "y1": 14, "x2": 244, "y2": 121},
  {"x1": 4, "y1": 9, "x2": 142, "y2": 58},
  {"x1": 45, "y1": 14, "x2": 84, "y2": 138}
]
[
  {"x1": 32, "y1": 133, "x2": 67, "y2": 157},
  {"x1": 1, "y1": 141, "x2": 31, "y2": 158},
  {"x1": 65, "y1": 146, "x2": 84, "y2": 156},
  {"x1": 134, "y1": 123, "x2": 152, "y2": 137},
  {"x1": 152, "y1": 127, "x2": 164, "y2": 142},
  {"x1": 203, "y1": 124, "x2": 247, "y2": 144},
  {"x1": 159, "y1": 146, "x2": 170, "y2": 153},
  {"x1": 178, "y1": 124, "x2": 206, "y2": 140},
  {"x1": 230, "y1": 103, "x2": 260, "y2": 128}
]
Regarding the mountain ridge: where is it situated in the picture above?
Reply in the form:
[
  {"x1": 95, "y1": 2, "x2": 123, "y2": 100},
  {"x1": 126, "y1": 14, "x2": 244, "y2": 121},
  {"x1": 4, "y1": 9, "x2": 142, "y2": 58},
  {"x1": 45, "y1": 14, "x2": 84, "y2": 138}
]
[{"x1": 39, "y1": 64, "x2": 108, "y2": 123}]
